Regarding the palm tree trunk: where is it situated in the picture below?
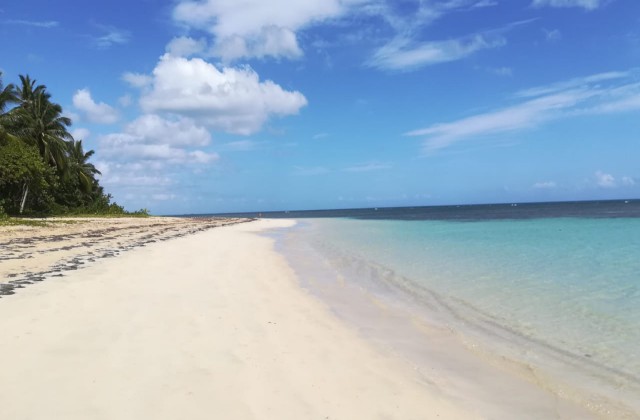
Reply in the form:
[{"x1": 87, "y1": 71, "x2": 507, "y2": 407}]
[{"x1": 19, "y1": 182, "x2": 29, "y2": 214}]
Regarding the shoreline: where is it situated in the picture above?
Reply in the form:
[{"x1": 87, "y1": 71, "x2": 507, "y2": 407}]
[
  {"x1": 0, "y1": 218, "x2": 476, "y2": 419},
  {"x1": 275, "y1": 219, "x2": 639, "y2": 419}
]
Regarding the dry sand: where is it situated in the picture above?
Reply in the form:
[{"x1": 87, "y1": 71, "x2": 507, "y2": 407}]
[{"x1": 0, "y1": 218, "x2": 477, "y2": 419}]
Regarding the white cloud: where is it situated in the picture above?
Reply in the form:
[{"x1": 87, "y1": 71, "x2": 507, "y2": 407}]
[
  {"x1": 122, "y1": 72, "x2": 153, "y2": 88},
  {"x1": 173, "y1": 0, "x2": 353, "y2": 61},
  {"x1": 407, "y1": 89, "x2": 594, "y2": 152},
  {"x1": 515, "y1": 71, "x2": 629, "y2": 98},
  {"x1": 592, "y1": 173, "x2": 637, "y2": 189},
  {"x1": 595, "y1": 171, "x2": 616, "y2": 188},
  {"x1": 94, "y1": 161, "x2": 173, "y2": 187},
  {"x1": 173, "y1": 0, "x2": 504, "y2": 62},
  {"x1": 369, "y1": 33, "x2": 505, "y2": 70},
  {"x1": 98, "y1": 115, "x2": 217, "y2": 169},
  {"x1": 472, "y1": 0, "x2": 498, "y2": 7},
  {"x1": 138, "y1": 54, "x2": 307, "y2": 135},
  {"x1": 96, "y1": 114, "x2": 218, "y2": 203},
  {"x1": 532, "y1": 0, "x2": 605, "y2": 10},
  {"x1": 125, "y1": 114, "x2": 211, "y2": 147},
  {"x1": 71, "y1": 128, "x2": 91, "y2": 141},
  {"x1": 212, "y1": 26, "x2": 303, "y2": 62},
  {"x1": 407, "y1": 69, "x2": 640, "y2": 153},
  {"x1": 72, "y1": 89, "x2": 119, "y2": 124},
  {"x1": 532, "y1": 181, "x2": 557, "y2": 189},
  {"x1": 166, "y1": 36, "x2": 207, "y2": 57}
]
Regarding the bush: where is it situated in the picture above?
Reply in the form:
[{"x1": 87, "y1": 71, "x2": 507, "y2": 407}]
[{"x1": 0, "y1": 200, "x2": 7, "y2": 219}]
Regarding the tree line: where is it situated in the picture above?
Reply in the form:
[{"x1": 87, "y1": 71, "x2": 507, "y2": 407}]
[{"x1": 0, "y1": 73, "x2": 146, "y2": 217}]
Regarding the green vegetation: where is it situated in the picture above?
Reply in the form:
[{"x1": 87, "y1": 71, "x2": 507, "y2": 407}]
[{"x1": 0, "y1": 72, "x2": 148, "y2": 218}]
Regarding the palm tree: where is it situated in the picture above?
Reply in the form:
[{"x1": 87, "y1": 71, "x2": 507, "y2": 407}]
[
  {"x1": 14, "y1": 74, "x2": 46, "y2": 107},
  {"x1": 10, "y1": 87, "x2": 72, "y2": 171},
  {"x1": 0, "y1": 72, "x2": 18, "y2": 141},
  {"x1": 66, "y1": 139, "x2": 101, "y2": 193},
  {"x1": 7, "y1": 77, "x2": 73, "y2": 213}
]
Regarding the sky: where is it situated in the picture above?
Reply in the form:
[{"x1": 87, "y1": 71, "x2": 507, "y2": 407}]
[{"x1": 1, "y1": 0, "x2": 639, "y2": 214}]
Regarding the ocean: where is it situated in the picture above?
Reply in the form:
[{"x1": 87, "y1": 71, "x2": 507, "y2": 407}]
[{"x1": 213, "y1": 200, "x2": 640, "y2": 416}]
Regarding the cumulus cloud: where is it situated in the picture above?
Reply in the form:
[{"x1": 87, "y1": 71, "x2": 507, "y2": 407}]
[
  {"x1": 407, "y1": 69, "x2": 640, "y2": 153},
  {"x1": 122, "y1": 72, "x2": 153, "y2": 88},
  {"x1": 71, "y1": 128, "x2": 91, "y2": 141},
  {"x1": 173, "y1": 0, "x2": 351, "y2": 61},
  {"x1": 166, "y1": 36, "x2": 207, "y2": 57},
  {"x1": 95, "y1": 114, "x2": 217, "y2": 204},
  {"x1": 98, "y1": 114, "x2": 216, "y2": 167},
  {"x1": 124, "y1": 114, "x2": 211, "y2": 147},
  {"x1": 595, "y1": 170, "x2": 616, "y2": 188},
  {"x1": 171, "y1": 0, "x2": 503, "y2": 64},
  {"x1": 369, "y1": 33, "x2": 506, "y2": 70},
  {"x1": 72, "y1": 89, "x2": 119, "y2": 124},
  {"x1": 532, "y1": 0, "x2": 605, "y2": 10},
  {"x1": 137, "y1": 54, "x2": 307, "y2": 135},
  {"x1": 592, "y1": 172, "x2": 636, "y2": 189}
]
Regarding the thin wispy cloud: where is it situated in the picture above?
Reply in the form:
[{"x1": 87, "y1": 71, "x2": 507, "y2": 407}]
[
  {"x1": 533, "y1": 181, "x2": 557, "y2": 189},
  {"x1": 407, "y1": 69, "x2": 640, "y2": 153},
  {"x1": 532, "y1": 0, "x2": 606, "y2": 10},
  {"x1": 515, "y1": 71, "x2": 630, "y2": 98},
  {"x1": 369, "y1": 33, "x2": 506, "y2": 71},
  {"x1": 94, "y1": 25, "x2": 131, "y2": 48},
  {"x1": 4, "y1": 19, "x2": 59, "y2": 28},
  {"x1": 368, "y1": 18, "x2": 534, "y2": 71},
  {"x1": 343, "y1": 162, "x2": 392, "y2": 172},
  {"x1": 543, "y1": 28, "x2": 562, "y2": 42}
]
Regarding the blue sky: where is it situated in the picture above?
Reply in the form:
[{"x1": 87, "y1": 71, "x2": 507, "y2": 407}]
[{"x1": 1, "y1": 0, "x2": 639, "y2": 214}]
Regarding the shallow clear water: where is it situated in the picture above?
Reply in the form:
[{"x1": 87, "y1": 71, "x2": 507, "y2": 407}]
[{"x1": 275, "y1": 213, "x2": 640, "y2": 412}]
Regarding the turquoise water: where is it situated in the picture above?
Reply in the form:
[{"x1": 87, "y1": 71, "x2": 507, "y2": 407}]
[{"x1": 278, "y1": 216, "x2": 640, "y2": 411}]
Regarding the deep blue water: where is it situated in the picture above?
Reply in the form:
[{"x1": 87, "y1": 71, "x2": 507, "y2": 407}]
[{"x1": 207, "y1": 199, "x2": 640, "y2": 220}]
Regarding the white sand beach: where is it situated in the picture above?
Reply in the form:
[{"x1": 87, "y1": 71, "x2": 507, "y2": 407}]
[{"x1": 0, "y1": 219, "x2": 478, "y2": 420}]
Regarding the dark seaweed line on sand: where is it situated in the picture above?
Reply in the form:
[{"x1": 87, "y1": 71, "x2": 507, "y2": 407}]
[{"x1": 0, "y1": 218, "x2": 254, "y2": 299}]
